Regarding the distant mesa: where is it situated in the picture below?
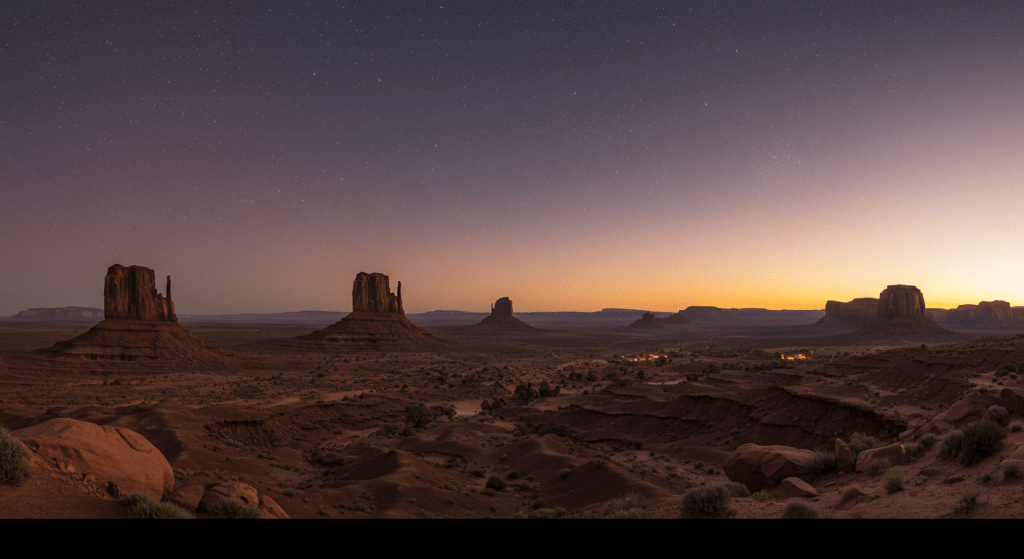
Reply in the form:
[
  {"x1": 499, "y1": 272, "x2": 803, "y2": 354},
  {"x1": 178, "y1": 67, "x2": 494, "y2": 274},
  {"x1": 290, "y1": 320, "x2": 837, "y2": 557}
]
[
  {"x1": 293, "y1": 272, "x2": 450, "y2": 350},
  {"x1": 7, "y1": 306, "x2": 104, "y2": 322},
  {"x1": 678, "y1": 306, "x2": 824, "y2": 325},
  {"x1": 813, "y1": 298, "x2": 878, "y2": 329},
  {"x1": 38, "y1": 264, "x2": 227, "y2": 362},
  {"x1": 476, "y1": 297, "x2": 540, "y2": 330},
  {"x1": 629, "y1": 311, "x2": 692, "y2": 328},
  {"x1": 935, "y1": 300, "x2": 1022, "y2": 324},
  {"x1": 850, "y1": 285, "x2": 962, "y2": 342}
]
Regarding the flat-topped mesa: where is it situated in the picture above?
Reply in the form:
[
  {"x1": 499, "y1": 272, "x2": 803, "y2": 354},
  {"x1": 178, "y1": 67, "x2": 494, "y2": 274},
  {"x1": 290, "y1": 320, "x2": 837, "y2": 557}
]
[
  {"x1": 814, "y1": 297, "x2": 878, "y2": 328},
  {"x1": 352, "y1": 272, "x2": 403, "y2": 315},
  {"x1": 103, "y1": 265, "x2": 177, "y2": 322},
  {"x1": 943, "y1": 300, "x2": 1013, "y2": 323},
  {"x1": 491, "y1": 297, "x2": 513, "y2": 316},
  {"x1": 878, "y1": 285, "x2": 926, "y2": 318}
]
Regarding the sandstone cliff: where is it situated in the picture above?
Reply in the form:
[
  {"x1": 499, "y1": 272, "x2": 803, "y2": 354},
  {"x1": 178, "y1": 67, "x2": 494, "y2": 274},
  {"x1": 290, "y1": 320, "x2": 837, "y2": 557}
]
[
  {"x1": 814, "y1": 298, "x2": 878, "y2": 329},
  {"x1": 104, "y1": 265, "x2": 176, "y2": 322},
  {"x1": 850, "y1": 285, "x2": 962, "y2": 342},
  {"x1": 352, "y1": 272, "x2": 403, "y2": 315}
]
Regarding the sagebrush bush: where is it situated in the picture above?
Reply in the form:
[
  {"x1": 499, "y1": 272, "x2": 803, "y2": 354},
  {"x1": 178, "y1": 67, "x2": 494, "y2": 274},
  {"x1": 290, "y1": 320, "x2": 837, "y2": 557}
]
[
  {"x1": 607, "y1": 491, "x2": 651, "y2": 517},
  {"x1": 722, "y1": 481, "x2": 750, "y2": 498},
  {"x1": 883, "y1": 468, "x2": 905, "y2": 494},
  {"x1": 486, "y1": 475, "x2": 507, "y2": 491},
  {"x1": 0, "y1": 427, "x2": 32, "y2": 486},
  {"x1": 611, "y1": 507, "x2": 649, "y2": 519},
  {"x1": 865, "y1": 457, "x2": 891, "y2": 476},
  {"x1": 681, "y1": 485, "x2": 730, "y2": 518},
  {"x1": 940, "y1": 431, "x2": 964, "y2": 459},
  {"x1": 959, "y1": 419, "x2": 1007, "y2": 466},
  {"x1": 209, "y1": 498, "x2": 261, "y2": 519},
  {"x1": 800, "y1": 451, "x2": 837, "y2": 482},
  {"x1": 751, "y1": 490, "x2": 772, "y2": 501},
  {"x1": 1004, "y1": 463, "x2": 1021, "y2": 478},
  {"x1": 124, "y1": 493, "x2": 195, "y2": 519},
  {"x1": 954, "y1": 491, "x2": 979, "y2": 514},
  {"x1": 781, "y1": 499, "x2": 819, "y2": 519},
  {"x1": 849, "y1": 432, "x2": 880, "y2": 457}
]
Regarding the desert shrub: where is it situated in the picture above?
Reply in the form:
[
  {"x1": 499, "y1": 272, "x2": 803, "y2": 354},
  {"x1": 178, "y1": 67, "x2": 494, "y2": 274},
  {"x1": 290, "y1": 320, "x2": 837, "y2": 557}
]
[
  {"x1": 611, "y1": 507, "x2": 649, "y2": 519},
  {"x1": 883, "y1": 468, "x2": 905, "y2": 493},
  {"x1": 471, "y1": 468, "x2": 486, "y2": 478},
  {"x1": 405, "y1": 404, "x2": 432, "y2": 428},
  {"x1": 511, "y1": 512, "x2": 528, "y2": 519},
  {"x1": 917, "y1": 433, "x2": 938, "y2": 449},
  {"x1": 1010, "y1": 423, "x2": 1022, "y2": 433},
  {"x1": 840, "y1": 487, "x2": 859, "y2": 504},
  {"x1": 513, "y1": 383, "x2": 538, "y2": 403},
  {"x1": 940, "y1": 431, "x2": 964, "y2": 460},
  {"x1": 209, "y1": 498, "x2": 261, "y2": 519},
  {"x1": 1004, "y1": 463, "x2": 1021, "y2": 478},
  {"x1": 800, "y1": 451, "x2": 837, "y2": 482},
  {"x1": 607, "y1": 491, "x2": 651, "y2": 517},
  {"x1": 781, "y1": 499, "x2": 819, "y2": 519},
  {"x1": 480, "y1": 488, "x2": 495, "y2": 497},
  {"x1": 486, "y1": 475, "x2": 507, "y2": 492},
  {"x1": 954, "y1": 491, "x2": 980, "y2": 514},
  {"x1": 538, "y1": 381, "x2": 560, "y2": 398},
  {"x1": 532, "y1": 497, "x2": 547, "y2": 509},
  {"x1": 722, "y1": 481, "x2": 750, "y2": 498},
  {"x1": 848, "y1": 432, "x2": 881, "y2": 457},
  {"x1": 507, "y1": 470, "x2": 520, "y2": 480},
  {"x1": 558, "y1": 468, "x2": 571, "y2": 480},
  {"x1": 0, "y1": 427, "x2": 32, "y2": 486},
  {"x1": 751, "y1": 490, "x2": 772, "y2": 501},
  {"x1": 532, "y1": 508, "x2": 559, "y2": 519},
  {"x1": 959, "y1": 419, "x2": 1008, "y2": 466},
  {"x1": 865, "y1": 458, "x2": 891, "y2": 476},
  {"x1": 681, "y1": 485, "x2": 730, "y2": 518},
  {"x1": 123, "y1": 493, "x2": 195, "y2": 519}
]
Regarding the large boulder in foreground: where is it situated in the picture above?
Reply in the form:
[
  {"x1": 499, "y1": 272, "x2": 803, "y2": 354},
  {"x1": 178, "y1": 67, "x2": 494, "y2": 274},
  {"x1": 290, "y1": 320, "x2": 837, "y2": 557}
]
[
  {"x1": 12, "y1": 418, "x2": 173, "y2": 500},
  {"x1": 723, "y1": 443, "x2": 816, "y2": 492}
]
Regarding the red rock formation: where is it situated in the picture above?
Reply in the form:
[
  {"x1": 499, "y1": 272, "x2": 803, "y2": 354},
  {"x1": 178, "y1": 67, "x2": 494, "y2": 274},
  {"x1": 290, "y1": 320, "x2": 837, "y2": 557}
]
[
  {"x1": 878, "y1": 285, "x2": 926, "y2": 318},
  {"x1": 629, "y1": 311, "x2": 691, "y2": 328},
  {"x1": 814, "y1": 298, "x2": 878, "y2": 328},
  {"x1": 103, "y1": 264, "x2": 176, "y2": 322},
  {"x1": 478, "y1": 297, "x2": 539, "y2": 330},
  {"x1": 492, "y1": 297, "x2": 513, "y2": 316},
  {"x1": 352, "y1": 272, "x2": 403, "y2": 314},
  {"x1": 13, "y1": 307, "x2": 104, "y2": 322},
  {"x1": 942, "y1": 301, "x2": 1013, "y2": 324}
]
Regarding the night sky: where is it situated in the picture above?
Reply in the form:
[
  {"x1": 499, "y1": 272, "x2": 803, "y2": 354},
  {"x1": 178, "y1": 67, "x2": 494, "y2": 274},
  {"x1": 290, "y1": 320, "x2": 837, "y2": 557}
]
[{"x1": 3, "y1": 1, "x2": 1023, "y2": 315}]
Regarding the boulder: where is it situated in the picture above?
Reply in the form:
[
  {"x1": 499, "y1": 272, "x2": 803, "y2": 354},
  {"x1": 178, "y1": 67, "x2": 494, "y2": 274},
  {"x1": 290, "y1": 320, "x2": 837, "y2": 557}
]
[
  {"x1": 166, "y1": 484, "x2": 205, "y2": 512},
  {"x1": 855, "y1": 443, "x2": 906, "y2": 472},
  {"x1": 981, "y1": 405, "x2": 1009, "y2": 425},
  {"x1": 351, "y1": 272, "x2": 403, "y2": 314},
  {"x1": 833, "y1": 438, "x2": 855, "y2": 472},
  {"x1": 199, "y1": 481, "x2": 259, "y2": 513},
  {"x1": 12, "y1": 418, "x2": 173, "y2": 500},
  {"x1": 723, "y1": 444, "x2": 816, "y2": 492},
  {"x1": 104, "y1": 264, "x2": 176, "y2": 321},
  {"x1": 259, "y1": 495, "x2": 289, "y2": 519},
  {"x1": 780, "y1": 477, "x2": 818, "y2": 498}
]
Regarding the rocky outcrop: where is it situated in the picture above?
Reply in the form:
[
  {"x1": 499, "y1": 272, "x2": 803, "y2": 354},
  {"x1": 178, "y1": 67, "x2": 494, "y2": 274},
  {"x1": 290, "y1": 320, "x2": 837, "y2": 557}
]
[
  {"x1": 352, "y1": 272, "x2": 403, "y2": 315},
  {"x1": 723, "y1": 443, "x2": 816, "y2": 492},
  {"x1": 292, "y1": 273, "x2": 450, "y2": 350},
  {"x1": 814, "y1": 298, "x2": 878, "y2": 328},
  {"x1": 628, "y1": 311, "x2": 691, "y2": 328},
  {"x1": 477, "y1": 297, "x2": 539, "y2": 330},
  {"x1": 104, "y1": 264, "x2": 176, "y2": 322},
  {"x1": 941, "y1": 301, "x2": 1014, "y2": 324},
  {"x1": 13, "y1": 418, "x2": 174, "y2": 500},
  {"x1": 878, "y1": 285, "x2": 926, "y2": 318},
  {"x1": 12, "y1": 307, "x2": 104, "y2": 322}
]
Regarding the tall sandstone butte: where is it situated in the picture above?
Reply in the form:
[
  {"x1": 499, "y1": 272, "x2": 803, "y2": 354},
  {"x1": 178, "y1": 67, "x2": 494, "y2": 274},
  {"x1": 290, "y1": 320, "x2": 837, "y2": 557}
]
[
  {"x1": 491, "y1": 297, "x2": 513, "y2": 316},
  {"x1": 878, "y1": 285, "x2": 926, "y2": 318},
  {"x1": 104, "y1": 264, "x2": 176, "y2": 322},
  {"x1": 477, "y1": 297, "x2": 538, "y2": 330},
  {"x1": 351, "y1": 272, "x2": 403, "y2": 314}
]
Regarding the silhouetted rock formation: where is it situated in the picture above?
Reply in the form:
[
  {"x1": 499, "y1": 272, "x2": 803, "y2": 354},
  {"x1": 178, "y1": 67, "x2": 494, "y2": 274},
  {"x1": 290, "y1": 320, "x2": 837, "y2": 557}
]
[
  {"x1": 849, "y1": 285, "x2": 962, "y2": 342},
  {"x1": 629, "y1": 311, "x2": 692, "y2": 328},
  {"x1": 352, "y1": 272, "x2": 403, "y2": 314},
  {"x1": 813, "y1": 298, "x2": 878, "y2": 329},
  {"x1": 477, "y1": 297, "x2": 539, "y2": 330},
  {"x1": 293, "y1": 272, "x2": 449, "y2": 350},
  {"x1": 10, "y1": 307, "x2": 104, "y2": 322},
  {"x1": 38, "y1": 264, "x2": 226, "y2": 362},
  {"x1": 678, "y1": 306, "x2": 823, "y2": 325},
  {"x1": 942, "y1": 301, "x2": 1014, "y2": 324},
  {"x1": 104, "y1": 264, "x2": 176, "y2": 322}
]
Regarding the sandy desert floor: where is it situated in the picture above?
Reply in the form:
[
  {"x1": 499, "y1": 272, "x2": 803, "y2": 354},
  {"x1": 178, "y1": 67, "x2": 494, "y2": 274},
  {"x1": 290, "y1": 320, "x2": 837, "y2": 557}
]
[{"x1": 2, "y1": 319, "x2": 1024, "y2": 518}]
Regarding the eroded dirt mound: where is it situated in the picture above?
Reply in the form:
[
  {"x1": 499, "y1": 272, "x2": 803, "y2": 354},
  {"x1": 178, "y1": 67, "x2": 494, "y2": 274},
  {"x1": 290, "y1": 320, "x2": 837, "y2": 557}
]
[{"x1": 36, "y1": 319, "x2": 232, "y2": 364}]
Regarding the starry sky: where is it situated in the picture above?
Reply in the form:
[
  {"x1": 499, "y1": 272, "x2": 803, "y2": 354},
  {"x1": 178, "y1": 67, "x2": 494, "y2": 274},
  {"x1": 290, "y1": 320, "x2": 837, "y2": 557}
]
[{"x1": 2, "y1": 1, "x2": 1023, "y2": 315}]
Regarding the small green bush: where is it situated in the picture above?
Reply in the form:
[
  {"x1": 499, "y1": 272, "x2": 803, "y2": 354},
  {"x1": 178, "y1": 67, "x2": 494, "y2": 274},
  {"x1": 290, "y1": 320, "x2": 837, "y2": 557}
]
[
  {"x1": 849, "y1": 432, "x2": 881, "y2": 457},
  {"x1": 486, "y1": 475, "x2": 507, "y2": 491},
  {"x1": 751, "y1": 490, "x2": 772, "y2": 501},
  {"x1": 558, "y1": 468, "x2": 571, "y2": 480},
  {"x1": 1010, "y1": 423, "x2": 1022, "y2": 433},
  {"x1": 865, "y1": 457, "x2": 891, "y2": 476},
  {"x1": 722, "y1": 481, "x2": 750, "y2": 498},
  {"x1": 405, "y1": 404, "x2": 432, "y2": 428},
  {"x1": 511, "y1": 512, "x2": 528, "y2": 519},
  {"x1": 480, "y1": 488, "x2": 495, "y2": 497},
  {"x1": 940, "y1": 430, "x2": 964, "y2": 459},
  {"x1": 611, "y1": 507, "x2": 649, "y2": 519},
  {"x1": 209, "y1": 498, "x2": 261, "y2": 519},
  {"x1": 959, "y1": 419, "x2": 1007, "y2": 466},
  {"x1": 532, "y1": 497, "x2": 547, "y2": 509},
  {"x1": 607, "y1": 491, "x2": 651, "y2": 517},
  {"x1": 781, "y1": 499, "x2": 819, "y2": 519},
  {"x1": 507, "y1": 470, "x2": 520, "y2": 480},
  {"x1": 883, "y1": 468, "x2": 905, "y2": 493},
  {"x1": 954, "y1": 491, "x2": 979, "y2": 514},
  {"x1": 471, "y1": 468, "x2": 485, "y2": 478},
  {"x1": 800, "y1": 451, "x2": 837, "y2": 482},
  {"x1": 1004, "y1": 463, "x2": 1021, "y2": 478},
  {"x1": 532, "y1": 507, "x2": 559, "y2": 519},
  {"x1": 123, "y1": 493, "x2": 195, "y2": 519},
  {"x1": 0, "y1": 427, "x2": 32, "y2": 486},
  {"x1": 681, "y1": 485, "x2": 730, "y2": 518}
]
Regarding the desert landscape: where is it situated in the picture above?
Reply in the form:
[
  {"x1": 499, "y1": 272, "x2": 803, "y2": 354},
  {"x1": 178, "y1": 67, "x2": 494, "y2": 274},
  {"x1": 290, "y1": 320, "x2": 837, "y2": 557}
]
[{"x1": 2, "y1": 269, "x2": 1024, "y2": 519}]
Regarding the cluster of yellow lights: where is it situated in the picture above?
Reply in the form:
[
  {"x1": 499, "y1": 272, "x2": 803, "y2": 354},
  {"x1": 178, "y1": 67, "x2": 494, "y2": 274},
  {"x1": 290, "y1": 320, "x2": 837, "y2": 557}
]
[
  {"x1": 780, "y1": 354, "x2": 809, "y2": 361},
  {"x1": 624, "y1": 354, "x2": 667, "y2": 362}
]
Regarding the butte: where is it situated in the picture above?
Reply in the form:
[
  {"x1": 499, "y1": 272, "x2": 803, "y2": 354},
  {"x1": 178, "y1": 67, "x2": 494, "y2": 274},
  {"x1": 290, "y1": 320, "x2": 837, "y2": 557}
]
[
  {"x1": 848, "y1": 285, "x2": 964, "y2": 343},
  {"x1": 629, "y1": 311, "x2": 692, "y2": 328},
  {"x1": 289, "y1": 272, "x2": 450, "y2": 350},
  {"x1": 813, "y1": 297, "x2": 878, "y2": 329},
  {"x1": 475, "y1": 297, "x2": 540, "y2": 331},
  {"x1": 35, "y1": 264, "x2": 228, "y2": 365}
]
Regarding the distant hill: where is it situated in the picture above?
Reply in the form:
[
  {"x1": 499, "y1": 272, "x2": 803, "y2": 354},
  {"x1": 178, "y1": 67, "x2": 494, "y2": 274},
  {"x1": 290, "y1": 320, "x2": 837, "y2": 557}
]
[
  {"x1": 1, "y1": 307, "x2": 104, "y2": 322},
  {"x1": 679, "y1": 306, "x2": 824, "y2": 325}
]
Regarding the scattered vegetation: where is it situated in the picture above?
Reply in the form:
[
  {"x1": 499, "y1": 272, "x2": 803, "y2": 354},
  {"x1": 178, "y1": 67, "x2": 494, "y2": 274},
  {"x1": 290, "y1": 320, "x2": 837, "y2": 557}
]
[
  {"x1": 799, "y1": 451, "x2": 837, "y2": 482},
  {"x1": 607, "y1": 491, "x2": 651, "y2": 518},
  {"x1": 954, "y1": 491, "x2": 980, "y2": 514},
  {"x1": 123, "y1": 493, "x2": 194, "y2": 519},
  {"x1": 1004, "y1": 463, "x2": 1021, "y2": 478},
  {"x1": 722, "y1": 482, "x2": 750, "y2": 498},
  {"x1": 781, "y1": 499, "x2": 819, "y2": 519},
  {"x1": 209, "y1": 498, "x2": 261, "y2": 519},
  {"x1": 848, "y1": 432, "x2": 881, "y2": 457},
  {"x1": 751, "y1": 490, "x2": 772, "y2": 502},
  {"x1": 959, "y1": 419, "x2": 1008, "y2": 466},
  {"x1": 0, "y1": 427, "x2": 31, "y2": 486},
  {"x1": 558, "y1": 468, "x2": 572, "y2": 480},
  {"x1": 865, "y1": 458, "x2": 892, "y2": 476},
  {"x1": 882, "y1": 468, "x2": 905, "y2": 493},
  {"x1": 681, "y1": 484, "x2": 730, "y2": 518},
  {"x1": 486, "y1": 475, "x2": 507, "y2": 492}
]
